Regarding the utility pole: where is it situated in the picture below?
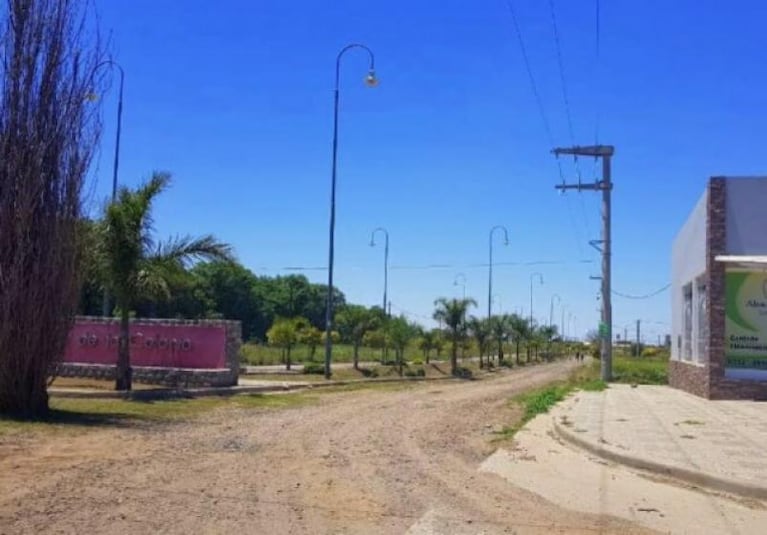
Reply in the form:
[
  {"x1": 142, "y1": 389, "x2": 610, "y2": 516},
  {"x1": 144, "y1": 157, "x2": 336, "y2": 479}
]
[
  {"x1": 636, "y1": 319, "x2": 641, "y2": 357},
  {"x1": 553, "y1": 145, "x2": 614, "y2": 381}
]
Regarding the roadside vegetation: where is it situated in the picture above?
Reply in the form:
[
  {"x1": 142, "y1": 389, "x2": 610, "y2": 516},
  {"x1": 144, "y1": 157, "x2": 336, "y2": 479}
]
[{"x1": 496, "y1": 346, "x2": 669, "y2": 439}]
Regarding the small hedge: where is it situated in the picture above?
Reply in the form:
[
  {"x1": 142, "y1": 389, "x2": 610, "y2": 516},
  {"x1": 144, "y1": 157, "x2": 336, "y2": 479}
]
[{"x1": 302, "y1": 363, "x2": 326, "y2": 375}]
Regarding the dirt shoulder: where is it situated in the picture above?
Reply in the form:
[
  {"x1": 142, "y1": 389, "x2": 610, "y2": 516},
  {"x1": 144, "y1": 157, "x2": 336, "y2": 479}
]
[{"x1": 0, "y1": 361, "x2": 651, "y2": 534}]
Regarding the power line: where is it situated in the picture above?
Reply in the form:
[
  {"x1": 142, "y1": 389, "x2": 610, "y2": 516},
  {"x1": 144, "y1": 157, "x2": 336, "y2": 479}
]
[
  {"x1": 505, "y1": 0, "x2": 589, "y2": 258},
  {"x1": 549, "y1": 0, "x2": 596, "y2": 240},
  {"x1": 548, "y1": 0, "x2": 577, "y2": 156},
  {"x1": 612, "y1": 283, "x2": 670, "y2": 300},
  {"x1": 504, "y1": 0, "x2": 557, "y2": 149},
  {"x1": 263, "y1": 259, "x2": 594, "y2": 273}
]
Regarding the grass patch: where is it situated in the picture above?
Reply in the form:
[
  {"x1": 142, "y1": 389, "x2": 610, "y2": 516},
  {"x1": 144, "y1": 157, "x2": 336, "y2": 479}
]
[
  {"x1": 495, "y1": 364, "x2": 606, "y2": 440},
  {"x1": 612, "y1": 355, "x2": 668, "y2": 385},
  {"x1": 0, "y1": 391, "x2": 316, "y2": 436}
]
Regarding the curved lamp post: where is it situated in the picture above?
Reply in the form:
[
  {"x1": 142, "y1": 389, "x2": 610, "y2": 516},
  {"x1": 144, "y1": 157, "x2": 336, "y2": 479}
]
[
  {"x1": 370, "y1": 227, "x2": 389, "y2": 314},
  {"x1": 529, "y1": 272, "x2": 544, "y2": 330},
  {"x1": 454, "y1": 273, "x2": 467, "y2": 300},
  {"x1": 92, "y1": 59, "x2": 125, "y2": 316},
  {"x1": 324, "y1": 44, "x2": 377, "y2": 380},
  {"x1": 488, "y1": 225, "x2": 509, "y2": 318}
]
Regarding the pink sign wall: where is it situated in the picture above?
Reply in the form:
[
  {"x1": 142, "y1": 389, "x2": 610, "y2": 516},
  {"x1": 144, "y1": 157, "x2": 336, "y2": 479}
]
[{"x1": 64, "y1": 322, "x2": 227, "y2": 369}]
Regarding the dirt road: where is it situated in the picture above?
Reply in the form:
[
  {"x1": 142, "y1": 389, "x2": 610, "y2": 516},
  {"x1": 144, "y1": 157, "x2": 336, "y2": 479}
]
[{"x1": 0, "y1": 362, "x2": 651, "y2": 534}]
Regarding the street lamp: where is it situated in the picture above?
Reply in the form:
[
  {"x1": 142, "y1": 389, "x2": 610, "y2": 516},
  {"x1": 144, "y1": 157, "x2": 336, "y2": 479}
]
[
  {"x1": 549, "y1": 293, "x2": 561, "y2": 332},
  {"x1": 488, "y1": 225, "x2": 509, "y2": 318},
  {"x1": 324, "y1": 43, "x2": 377, "y2": 380},
  {"x1": 454, "y1": 273, "x2": 467, "y2": 300},
  {"x1": 529, "y1": 272, "x2": 543, "y2": 330},
  {"x1": 370, "y1": 227, "x2": 389, "y2": 314},
  {"x1": 92, "y1": 59, "x2": 125, "y2": 316}
]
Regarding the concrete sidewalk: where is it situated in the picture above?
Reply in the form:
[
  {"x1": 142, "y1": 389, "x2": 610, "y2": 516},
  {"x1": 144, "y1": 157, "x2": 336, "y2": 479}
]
[{"x1": 551, "y1": 384, "x2": 767, "y2": 499}]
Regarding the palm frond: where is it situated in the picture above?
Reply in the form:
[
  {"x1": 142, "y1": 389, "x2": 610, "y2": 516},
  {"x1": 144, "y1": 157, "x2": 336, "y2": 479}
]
[{"x1": 152, "y1": 234, "x2": 234, "y2": 268}]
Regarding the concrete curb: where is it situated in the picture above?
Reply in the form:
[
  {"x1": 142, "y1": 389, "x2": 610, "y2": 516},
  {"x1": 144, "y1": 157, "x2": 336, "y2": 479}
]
[
  {"x1": 551, "y1": 415, "x2": 767, "y2": 501},
  {"x1": 48, "y1": 373, "x2": 463, "y2": 401}
]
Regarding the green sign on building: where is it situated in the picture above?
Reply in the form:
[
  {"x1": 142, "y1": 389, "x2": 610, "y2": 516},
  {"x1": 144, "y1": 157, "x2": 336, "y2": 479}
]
[{"x1": 725, "y1": 271, "x2": 767, "y2": 371}]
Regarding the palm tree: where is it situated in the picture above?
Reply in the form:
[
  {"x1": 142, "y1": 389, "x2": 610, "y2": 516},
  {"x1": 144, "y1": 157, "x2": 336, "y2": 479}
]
[
  {"x1": 97, "y1": 172, "x2": 233, "y2": 391},
  {"x1": 538, "y1": 325, "x2": 557, "y2": 361},
  {"x1": 488, "y1": 314, "x2": 511, "y2": 365},
  {"x1": 468, "y1": 316, "x2": 491, "y2": 369},
  {"x1": 433, "y1": 297, "x2": 476, "y2": 375},
  {"x1": 335, "y1": 305, "x2": 378, "y2": 370},
  {"x1": 417, "y1": 330, "x2": 436, "y2": 363},
  {"x1": 508, "y1": 314, "x2": 530, "y2": 365},
  {"x1": 387, "y1": 315, "x2": 417, "y2": 376}
]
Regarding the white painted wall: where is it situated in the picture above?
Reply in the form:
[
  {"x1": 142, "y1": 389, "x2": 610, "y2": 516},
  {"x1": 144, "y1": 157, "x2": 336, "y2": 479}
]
[
  {"x1": 671, "y1": 189, "x2": 707, "y2": 361},
  {"x1": 726, "y1": 178, "x2": 767, "y2": 254}
]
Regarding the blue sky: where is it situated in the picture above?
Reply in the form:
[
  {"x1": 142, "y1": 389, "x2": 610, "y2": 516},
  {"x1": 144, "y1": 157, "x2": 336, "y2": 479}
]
[{"x1": 88, "y1": 0, "x2": 766, "y2": 342}]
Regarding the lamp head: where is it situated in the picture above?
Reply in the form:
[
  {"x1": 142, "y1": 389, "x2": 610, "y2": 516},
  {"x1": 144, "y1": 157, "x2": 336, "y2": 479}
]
[{"x1": 364, "y1": 69, "x2": 378, "y2": 87}]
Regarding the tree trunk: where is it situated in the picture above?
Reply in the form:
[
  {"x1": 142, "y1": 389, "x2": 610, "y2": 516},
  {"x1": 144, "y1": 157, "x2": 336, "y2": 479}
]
[
  {"x1": 497, "y1": 339, "x2": 504, "y2": 364},
  {"x1": 116, "y1": 307, "x2": 132, "y2": 391},
  {"x1": 353, "y1": 342, "x2": 360, "y2": 370},
  {"x1": 310, "y1": 345, "x2": 317, "y2": 360},
  {"x1": 515, "y1": 341, "x2": 521, "y2": 365},
  {"x1": 286, "y1": 346, "x2": 291, "y2": 371},
  {"x1": 398, "y1": 349, "x2": 403, "y2": 376}
]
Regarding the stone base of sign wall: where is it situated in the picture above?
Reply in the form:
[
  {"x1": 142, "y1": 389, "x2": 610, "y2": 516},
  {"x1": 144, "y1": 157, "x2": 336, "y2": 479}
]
[
  {"x1": 57, "y1": 363, "x2": 237, "y2": 388},
  {"x1": 60, "y1": 317, "x2": 241, "y2": 387},
  {"x1": 710, "y1": 377, "x2": 767, "y2": 400},
  {"x1": 668, "y1": 360, "x2": 710, "y2": 398}
]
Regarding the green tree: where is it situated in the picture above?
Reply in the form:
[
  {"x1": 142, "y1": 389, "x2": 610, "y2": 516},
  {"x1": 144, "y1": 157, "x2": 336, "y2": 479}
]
[
  {"x1": 386, "y1": 316, "x2": 417, "y2": 375},
  {"x1": 97, "y1": 172, "x2": 233, "y2": 390},
  {"x1": 432, "y1": 330, "x2": 445, "y2": 360},
  {"x1": 336, "y1": 305, "x2": 378, "y2": 369},
  {"x1": 267, "y1": 317, "x2": 309, "y2": 370},
  {"x1": 298, "y1": 325, "x2": 322, "y2": 361},
  {"x1": 488, "y1": 315, "x2": 511, "y2": 365},
  {"x1": 417, "y1": 330, "x2": 437, "y2": 363},
  {"x1": 508, "y1": 314, "x2": 530, "y2": 365},
  {"x1": 538, "y1": 325, "x2": 558, "y2": 361},
  {"x1": 468, "y1": 316, "x2": 491, "y2": 368},
  {"x1": 363, "y1": 329, "x2": 386, "y2": 352},
  {"x1": 191, "y1": 261, "x2": 264, "y2": 340},
  {"x1": 433, "y1": 298, "x2": 476, "y2": 376}
]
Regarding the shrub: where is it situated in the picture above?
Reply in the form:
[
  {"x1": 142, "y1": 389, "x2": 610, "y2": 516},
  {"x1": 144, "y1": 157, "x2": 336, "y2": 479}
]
[
  {"x1": 410, "y1": 357, "x2": 424, "y2": 366},
  {"x1": 302, "y1": 363, "x2": 326, "y2": 375},
  {"x1": 641, "y1": 347, "x2": 660, "y2": 358},
  {"x1": 404, "y1": 368, "x2": 426, "y2": 378},
  {"x1": 453, "y1": 367, "x2": 473, "y2": 379},
  {"x1": 360, "y1": 367, "x2": 378, "y2": 378}
]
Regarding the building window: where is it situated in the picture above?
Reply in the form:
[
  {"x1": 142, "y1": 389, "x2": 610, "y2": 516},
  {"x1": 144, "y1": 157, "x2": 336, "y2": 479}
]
[
  {"x1": 683, "y1": 284, "x2": 693, "y2": 361},
  {"x1": 696, "y1": 278, "x2": 707, "y2": 363}
]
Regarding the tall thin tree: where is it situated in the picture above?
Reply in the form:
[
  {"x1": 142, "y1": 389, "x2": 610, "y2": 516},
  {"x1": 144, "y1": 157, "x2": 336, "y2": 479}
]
[{"x1": 0, "y1": 0, "x2": 103, "y2": 417}]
